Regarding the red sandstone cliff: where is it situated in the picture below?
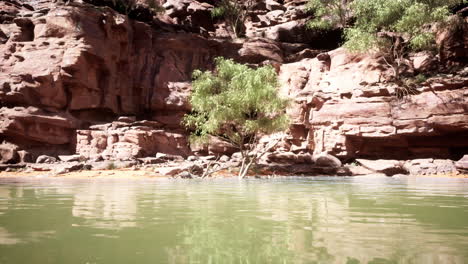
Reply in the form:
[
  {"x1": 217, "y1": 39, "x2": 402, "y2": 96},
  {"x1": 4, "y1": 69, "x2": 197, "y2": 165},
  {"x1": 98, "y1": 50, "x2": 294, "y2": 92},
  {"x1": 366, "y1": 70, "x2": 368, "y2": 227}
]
[{"x1": 0, "y1": 0, "x2": 467, "y2": 165}]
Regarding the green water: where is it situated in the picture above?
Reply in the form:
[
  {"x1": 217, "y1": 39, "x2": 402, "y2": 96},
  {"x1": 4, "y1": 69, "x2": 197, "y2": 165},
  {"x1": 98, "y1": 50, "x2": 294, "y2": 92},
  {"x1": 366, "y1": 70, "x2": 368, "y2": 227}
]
[{"x1": 0, "y1": 176, "x2": 468, "y2": 264}]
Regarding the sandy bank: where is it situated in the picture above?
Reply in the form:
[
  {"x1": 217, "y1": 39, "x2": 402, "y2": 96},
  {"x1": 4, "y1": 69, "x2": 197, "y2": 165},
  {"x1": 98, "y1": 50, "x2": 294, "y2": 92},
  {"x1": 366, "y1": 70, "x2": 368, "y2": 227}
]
[{"x1": 0, "y1": 169, "x2": 467, "y2": 181}]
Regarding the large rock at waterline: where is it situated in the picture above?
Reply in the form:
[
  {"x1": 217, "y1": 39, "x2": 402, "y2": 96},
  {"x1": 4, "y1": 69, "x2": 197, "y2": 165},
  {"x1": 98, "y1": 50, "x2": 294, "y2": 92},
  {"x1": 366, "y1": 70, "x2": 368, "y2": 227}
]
[
  {"x1": 404, "y1": 159, "x2": 458, "y2": 175},
  {"x1": 36, "y1": 155, "x2": 57, "y2": 164},
  {"x1": 455, "y1": 155, "x2": 468, "y2": 173},
  {"x1": 29, "y1": 162, "x2": 89, "y2": 173},
  {"x1": 87, "y1": 160, "x2": 138, "y2": 170},
  {"x1": 356, "y1": 159, "x2": 407, "y2": 176},
  {"x1": 58, "y1": 155, "x2": 85, "y2": 162},
  {"x1": 266, "y1": 152, "x2": 313, "y2": 164},
  {"x1": 54, "y1": 162, "x2": 89, "y2": 175},
  {"x1": 157, "y1": 163, "x2": 203, "y2": 176},
  {"x1": 313, "y1": 153, "x2": 342, "y2": 168},
  {"x1": 345, "y1": 164, "x2": 375, "y2": 176}
]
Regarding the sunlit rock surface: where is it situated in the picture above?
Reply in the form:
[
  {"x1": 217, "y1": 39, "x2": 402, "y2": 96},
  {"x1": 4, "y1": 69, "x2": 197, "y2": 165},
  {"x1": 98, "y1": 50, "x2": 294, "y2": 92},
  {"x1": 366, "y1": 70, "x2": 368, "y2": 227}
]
[{"x1": 0, "y1": 0, "x2": 467, "y2": 163}]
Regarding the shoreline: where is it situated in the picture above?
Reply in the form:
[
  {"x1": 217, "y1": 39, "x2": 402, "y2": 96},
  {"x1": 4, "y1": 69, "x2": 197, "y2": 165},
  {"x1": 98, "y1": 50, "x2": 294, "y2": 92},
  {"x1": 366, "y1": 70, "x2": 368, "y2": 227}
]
[{"x1": 1, "y1": 169, "x2": 467, "y2": 182}]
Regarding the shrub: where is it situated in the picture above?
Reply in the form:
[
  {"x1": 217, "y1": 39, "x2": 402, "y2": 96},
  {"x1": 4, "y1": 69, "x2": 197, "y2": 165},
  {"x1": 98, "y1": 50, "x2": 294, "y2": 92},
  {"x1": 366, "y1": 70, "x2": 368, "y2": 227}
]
[{"x1": 184, "y1": 58, "x2": 289, "y2": 178}]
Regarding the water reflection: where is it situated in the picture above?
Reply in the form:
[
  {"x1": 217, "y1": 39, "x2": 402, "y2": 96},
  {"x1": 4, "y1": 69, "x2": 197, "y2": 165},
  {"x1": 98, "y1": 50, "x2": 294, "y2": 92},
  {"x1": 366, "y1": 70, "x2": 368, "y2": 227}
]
[
  {"x1": 0, "y1": 227, "x2": 21, "y2": 245},
  {"x1": 0, "y1": 177, "x2": 467, "y2": 264},
  {"x1": 0, "y1": 226, "x2": 56, "y2": 246},
  {"x1": 71, "y1": 182, "x2": 138, "y2": 229}
]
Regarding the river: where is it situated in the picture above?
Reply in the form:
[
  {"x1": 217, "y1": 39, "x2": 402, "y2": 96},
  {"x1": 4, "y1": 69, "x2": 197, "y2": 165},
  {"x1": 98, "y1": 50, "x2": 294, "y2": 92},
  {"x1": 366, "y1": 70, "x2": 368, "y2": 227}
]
[{"x1": 1, "y1": 176, "x2": 468, "y2": 264}]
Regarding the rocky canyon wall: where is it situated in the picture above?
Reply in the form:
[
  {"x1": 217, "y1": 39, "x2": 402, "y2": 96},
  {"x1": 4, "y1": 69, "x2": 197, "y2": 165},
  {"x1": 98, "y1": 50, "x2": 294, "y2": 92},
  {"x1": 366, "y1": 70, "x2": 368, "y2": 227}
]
[
  {"x1": 0, "y1": 0, "x2": 220, "y2": 160},
  {"x1": 279, "y1": 49, "x2": 468, "y2": 161},
  {"x1": 0, "y1": 0, "x2": 467, "y2": 164}
]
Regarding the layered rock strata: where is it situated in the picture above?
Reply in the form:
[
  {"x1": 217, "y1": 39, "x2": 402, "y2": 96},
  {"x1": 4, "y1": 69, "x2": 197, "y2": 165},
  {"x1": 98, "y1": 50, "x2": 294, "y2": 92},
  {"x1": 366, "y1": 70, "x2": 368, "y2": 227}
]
[{"x1": 278, "y1": 49, "x2": 468, "y2": 161}]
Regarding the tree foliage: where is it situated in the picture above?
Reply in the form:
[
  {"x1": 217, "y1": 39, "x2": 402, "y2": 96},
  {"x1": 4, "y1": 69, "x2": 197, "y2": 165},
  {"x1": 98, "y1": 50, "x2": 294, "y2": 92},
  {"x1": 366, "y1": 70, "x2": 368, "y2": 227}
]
[
  {"x1": 348, "y1": 0, "x2": 465, "y2": 81},
  {"x1": 308, "y1": 0, "x2": 465, "y2": 80},
  {"x1": 306, "y1": 0, "x2": 351, "y2": 30},
  {"x1": 344, "y1": 0, "x2": 465, "y2": 52},
  {"x1": 211, "y1": 0, "x2": 255, "y2": 38},
  {"x1": 184, "y1": 57, "x2": 289, "y2": 178},
  {"x1": 110, "y1": 0, "x2": 164, "y2": 16}
]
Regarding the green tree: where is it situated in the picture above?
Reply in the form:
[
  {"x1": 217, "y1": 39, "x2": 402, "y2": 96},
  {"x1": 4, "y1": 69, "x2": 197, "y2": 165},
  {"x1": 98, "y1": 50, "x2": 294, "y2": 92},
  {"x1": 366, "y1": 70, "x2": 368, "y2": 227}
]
[
  {"x1": 211, "y1": 0, "x2": 255, "y2": 38},
  {"x1": 344, "y1": 0, "x2": 465, "y2": 80},
  {"x1": 306, "y1": 0, "x2": 352, "y2": 30},
  {"x1": 184, "y1": 58, "x2": 289, "y2": 179},
  {"x1": 111, "y1": 0, "x2": 164, "y2": 16}
]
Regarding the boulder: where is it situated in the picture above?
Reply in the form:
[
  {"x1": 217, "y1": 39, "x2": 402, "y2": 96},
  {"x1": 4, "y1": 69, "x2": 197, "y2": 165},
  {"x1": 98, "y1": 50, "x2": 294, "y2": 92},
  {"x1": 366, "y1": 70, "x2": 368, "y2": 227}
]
[
  {"x1": 177, "y1": 171, "x2": 195, "y2": 179},
  {"x1": 187, "y1": 155, "x2": 198, "y2": 161},
  {"x1": 356, "y1": 159, "x2": 407, "y2": 176},
  {"x1": 54, "y1": 162, "x2": 86, "y2": 174},
  {"x1": 207, "y1": 137, "x2": 238, "y2": 156},
  {"x1": 88, "y1": 161, "x2": 116, "y2": 171},
  {"x1": 411, "y1": 51, "x2": 436, "y2": 72},
  {"x1": 158, "y1": 163, "x2": 203, "y2": 176},
  {"x1": 88, "y1": 160, "x2": 138, "y2": 170},
  {"x1": 138, "y1": 157, "x2": 166, "y2": 165},
  {"x1": 237, "y1": 38, "x2": 284, "y2": 64},
  {"x1": 403, "y1": 159, "x2": 458, "y2": 175},
  {"x1": 313, "y1": 153, "x2": 342, "y2": 168},
  {"x1": 113, "y1": 160, "x2": 139, "y2": 169},
  {"x1": 455, "y1": 155, "x2": 468, "y2": 173},
  {"x1": 345, "y1": 164, "x2": 375, "y2": 176},
  {"x1": 230, "y1": 152, "x2": 243, "y2": 162},
  {"x1": 218, "y1": 155, "x2": 230, "y2": 163},
  {"x1": 58, "y1": 155, "x2": 85, "y2": 162},
  {"x1": 155, "y1": 153, "x2": 185, "y2": 161},
  {"x1": 267, "y1": 152, "x2": 313, "y2": 164},
  {"x1": 36, "y1": 155, "x2": 57, "y2": 164},
  {"x1": 0, "y1": 143, "x2": 19, "y2": 164},
  {"x1": 117, "y1": 116, "x2": 137, "y2": 123}
]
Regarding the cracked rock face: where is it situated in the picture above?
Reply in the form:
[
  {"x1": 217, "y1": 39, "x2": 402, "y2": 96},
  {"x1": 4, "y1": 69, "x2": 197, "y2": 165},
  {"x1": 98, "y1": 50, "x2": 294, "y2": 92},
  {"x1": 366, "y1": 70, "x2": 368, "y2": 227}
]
[
  {"x1": 278, "y1": 48, "x2": 468, "y2": 161},
  {"x1": 0, "y1": 0, "x2": 219, "y2": 160}
]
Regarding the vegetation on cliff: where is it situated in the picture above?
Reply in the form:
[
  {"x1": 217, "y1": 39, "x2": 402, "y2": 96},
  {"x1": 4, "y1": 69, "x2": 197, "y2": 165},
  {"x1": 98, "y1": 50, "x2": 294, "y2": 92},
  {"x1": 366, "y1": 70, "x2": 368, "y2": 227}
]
[
  {"x1": 211, "y1": 0, "x2": 256, "y2": 37},
  {"x1": 184, "y1": 58, "x2": 289, "y2": 178},
  {"x1": 308, "y1": 0, "x2": 467, "y2": 81},
  {"x1": 306, "y1": 0, "x2": 351, "y2": 30}
]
